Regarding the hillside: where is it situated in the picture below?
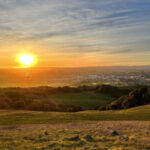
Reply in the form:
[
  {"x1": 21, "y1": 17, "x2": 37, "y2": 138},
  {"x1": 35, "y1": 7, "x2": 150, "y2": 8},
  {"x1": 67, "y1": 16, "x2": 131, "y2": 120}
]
[
  {"x1": 99, "y1": 87, "x2": 150, "y2": 110},
  {"x1": 0, "y1": 104, "x2": 150, "y2": 125},
  {"x1": 0, "y1": 105, "x2": 150, "y2": 149},
  {"x1": 0, "y1": 121, "x2": 150, "y2": 150}
]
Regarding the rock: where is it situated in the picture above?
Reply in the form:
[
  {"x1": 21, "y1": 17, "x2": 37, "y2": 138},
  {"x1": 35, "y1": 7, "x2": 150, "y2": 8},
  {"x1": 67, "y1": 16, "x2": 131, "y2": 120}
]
[
  {"x1": 111, "y1": 130, "x2": 119, "y2": 136},
  {"x1": 65, "y1": 136, "x2": 80, "y2": 141},
  {"x1": 123, "y1": 136, "x2": 129, "y2": 141},
  {"x1": 44, "y1": 131, "x2": 49, "y2": 136},
  {"x1": 84, "y1": 134, "x2": 94, "y2": 142},
  {"x1": 120, "y1": 136, "x2": 129, "y2": 141},
  {"x1": 146, "y1": 131, "x2": 149, "y2": 135}
]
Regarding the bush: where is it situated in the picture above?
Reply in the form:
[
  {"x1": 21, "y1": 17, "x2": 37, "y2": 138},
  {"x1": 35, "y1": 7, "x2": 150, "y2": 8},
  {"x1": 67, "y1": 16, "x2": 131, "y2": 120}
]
[{"x1": 0, "y1": 87, "x2": 83, "y2": 112}]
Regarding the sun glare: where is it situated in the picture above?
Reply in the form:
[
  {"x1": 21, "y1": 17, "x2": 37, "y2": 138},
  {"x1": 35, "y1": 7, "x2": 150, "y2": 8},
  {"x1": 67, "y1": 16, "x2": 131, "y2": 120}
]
[{"x1": 19, "y1": 54, "x2": 34, "y2": 67}]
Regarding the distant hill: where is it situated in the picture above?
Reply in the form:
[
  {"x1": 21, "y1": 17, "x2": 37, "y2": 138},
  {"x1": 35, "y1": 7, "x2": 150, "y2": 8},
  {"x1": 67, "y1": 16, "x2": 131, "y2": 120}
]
[{"x1": 99, "y1": 87, "x2": 150, "y2": 110}]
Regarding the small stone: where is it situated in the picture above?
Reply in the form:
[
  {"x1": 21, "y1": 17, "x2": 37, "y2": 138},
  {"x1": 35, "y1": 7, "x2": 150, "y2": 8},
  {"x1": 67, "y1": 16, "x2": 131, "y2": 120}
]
[
  {"x1": 84, "y1": 134, "x2": 94, "y2": 142},
  {"x1": 124, "y1": 136, "x2": 129, "y2": 141},
  {"x1": 44, "y1": 131, "x2": 49, "y2": 136},
  {"x1": 120, "y1": 136, "x2": 129, "y2": 141},
  {"x1": 65, "y1": 136, "x2": 80, "y2": 141},
  {"x1": 111, "y1": 130, "x2": 119, "y2": 136},
  {"x1": 146, "y1": 131, "x2": 149, "y2": 135}
]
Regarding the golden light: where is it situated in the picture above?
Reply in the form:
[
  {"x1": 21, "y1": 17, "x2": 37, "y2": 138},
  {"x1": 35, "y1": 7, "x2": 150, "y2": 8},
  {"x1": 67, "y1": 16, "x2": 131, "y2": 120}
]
[{"x1": 19, "y1": 54, "x2": 35, "y2": 67}]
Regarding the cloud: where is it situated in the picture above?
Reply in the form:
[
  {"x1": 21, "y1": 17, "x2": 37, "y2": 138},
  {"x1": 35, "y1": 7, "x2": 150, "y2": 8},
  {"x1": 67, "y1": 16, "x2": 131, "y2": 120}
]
[{"x1": 0, "y1": 0, "x2": 150, "y2": 56}]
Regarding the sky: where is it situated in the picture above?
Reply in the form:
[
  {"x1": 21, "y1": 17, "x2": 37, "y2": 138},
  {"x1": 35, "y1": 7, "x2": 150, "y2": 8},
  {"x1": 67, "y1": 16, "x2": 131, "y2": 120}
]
[{"x1": 0, "y1": 0, "x2": 150, "y2": 67}]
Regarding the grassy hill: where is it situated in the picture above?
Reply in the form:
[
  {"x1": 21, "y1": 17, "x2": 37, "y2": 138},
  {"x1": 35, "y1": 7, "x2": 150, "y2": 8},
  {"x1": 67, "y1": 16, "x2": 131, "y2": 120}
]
[
  {"x1": 99, "y1": 87, "x2": 150, "y2": 110},
  {"x1": 0, "y1": 105, "x2": 150, "y2": 150},
  {"x1": 0, "y1": 104, "x2": 150, "y2": 125}
]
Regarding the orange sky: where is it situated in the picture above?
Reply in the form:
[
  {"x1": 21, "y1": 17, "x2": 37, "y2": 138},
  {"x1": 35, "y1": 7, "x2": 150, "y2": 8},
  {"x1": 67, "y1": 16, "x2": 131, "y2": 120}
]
[{"x1": 0, "y1": 0, "x2": 150, "y2": 68}]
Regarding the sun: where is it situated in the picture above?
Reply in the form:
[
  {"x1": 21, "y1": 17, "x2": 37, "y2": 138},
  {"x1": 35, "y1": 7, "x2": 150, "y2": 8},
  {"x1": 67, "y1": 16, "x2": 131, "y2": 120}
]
[{"x1": 19, "y1": 54, "x2": 34, "y2": 67}]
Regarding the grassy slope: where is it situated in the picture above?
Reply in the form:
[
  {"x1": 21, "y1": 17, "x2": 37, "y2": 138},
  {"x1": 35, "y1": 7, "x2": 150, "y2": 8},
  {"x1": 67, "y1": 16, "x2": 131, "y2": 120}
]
[
  {"x1": 0, "y1": 105, "x2": 150, "y2": 125},
  {"x1": 48, "y1": 91, "x2": 114, "y2": 110},
  {"x1": 0, "y1": 121, "x2": 150, "y2": 150}
]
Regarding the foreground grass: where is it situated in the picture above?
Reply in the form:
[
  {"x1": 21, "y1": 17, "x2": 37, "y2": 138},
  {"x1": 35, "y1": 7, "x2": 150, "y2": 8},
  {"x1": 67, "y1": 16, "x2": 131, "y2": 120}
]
[
  {"x1": 0, "y1": 121, "x2": 150, "y2": 150},
  {"x1": 0, "y1": 105, "x2": 150, "y2": 149},
  {"x1": 0, "y1": 105, "x2": 150, "y2": 125}
]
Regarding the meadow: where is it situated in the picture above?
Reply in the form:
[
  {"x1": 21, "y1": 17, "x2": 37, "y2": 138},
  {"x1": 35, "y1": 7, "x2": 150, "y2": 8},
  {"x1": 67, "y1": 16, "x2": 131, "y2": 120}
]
[
  {"x1": 0, "y1": 105, "x2": 150, "y2": 126},
  {"x1": 48, "y1": 91, "x2": 114, "y2": 110},
  {"x1": 0, "y1": 105, "x2": 150, "y2": 149}
]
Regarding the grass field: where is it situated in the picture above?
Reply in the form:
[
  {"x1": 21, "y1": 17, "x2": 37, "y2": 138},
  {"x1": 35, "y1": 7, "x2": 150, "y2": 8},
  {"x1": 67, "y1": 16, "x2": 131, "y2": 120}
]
[
  {"x1": 0, "y1": 105, "x2": 150, "y2": 125},
  {"x1": 0, "y1": 105, "x2": 150, "y2": 150},
  {"x1": 0, "y1": 121, "x2": 150, "y2": 150},
  {"x1": 48, "y1": 91, "x2": 114, "y2": 110}
]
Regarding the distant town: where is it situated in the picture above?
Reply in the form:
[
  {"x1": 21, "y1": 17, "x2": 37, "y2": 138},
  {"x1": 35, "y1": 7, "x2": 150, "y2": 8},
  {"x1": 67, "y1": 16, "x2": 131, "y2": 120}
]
[{"x1": 0, "y1": 66, "x2": 150, "y2": 87}]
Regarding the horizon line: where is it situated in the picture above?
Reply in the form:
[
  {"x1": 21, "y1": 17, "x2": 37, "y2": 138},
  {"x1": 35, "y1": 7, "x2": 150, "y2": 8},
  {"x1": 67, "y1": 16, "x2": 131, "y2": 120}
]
[{"x1": 0, "y1": 65, "x2": 150, "y2": 69}]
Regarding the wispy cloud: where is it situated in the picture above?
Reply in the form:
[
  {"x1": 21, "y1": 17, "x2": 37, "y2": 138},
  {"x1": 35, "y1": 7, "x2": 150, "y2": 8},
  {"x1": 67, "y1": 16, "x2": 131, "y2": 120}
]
[{"x1": 0, "y1": 0, "x2": 150, "y2": 66}]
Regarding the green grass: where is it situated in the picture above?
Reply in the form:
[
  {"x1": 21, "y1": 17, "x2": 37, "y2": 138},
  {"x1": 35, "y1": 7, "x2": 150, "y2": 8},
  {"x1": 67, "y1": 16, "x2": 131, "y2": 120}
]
[
  {"x1": 0, "y1": 105, "x2": 150, "y2": 125},
  {"x1": 0, "y1": 105, "x2": 150, "y2": 149},
  {"x1": 48, "y1": 91, "x2": 114, "y2": 110}
]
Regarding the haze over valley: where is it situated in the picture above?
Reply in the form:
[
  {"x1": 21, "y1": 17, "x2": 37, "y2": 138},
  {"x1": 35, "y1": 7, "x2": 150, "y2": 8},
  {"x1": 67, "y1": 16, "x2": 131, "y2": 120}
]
[{"x1": 0, "y1": 66, "x2": 150, "y2": 87}]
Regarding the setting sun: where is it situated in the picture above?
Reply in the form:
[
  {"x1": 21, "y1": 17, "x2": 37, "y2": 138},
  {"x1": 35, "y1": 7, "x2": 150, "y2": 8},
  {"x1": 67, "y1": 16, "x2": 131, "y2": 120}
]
[{"x1": 19, "y1": 54, "x2": 35, "y2": 67}]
